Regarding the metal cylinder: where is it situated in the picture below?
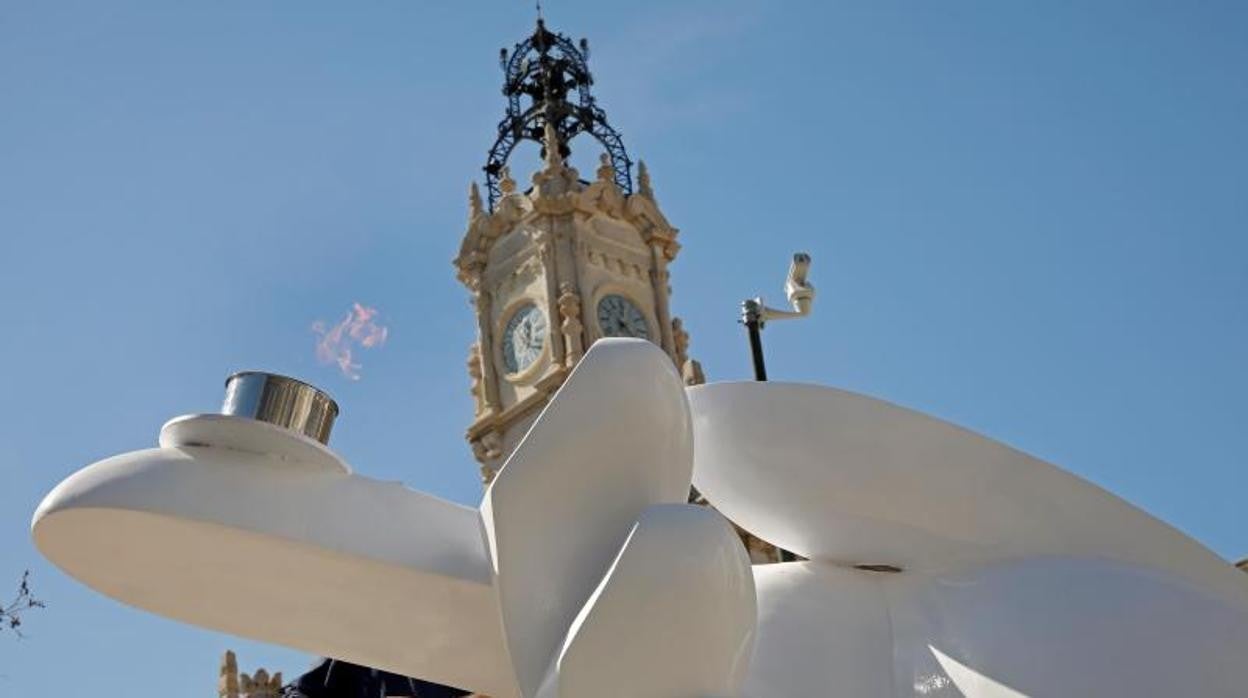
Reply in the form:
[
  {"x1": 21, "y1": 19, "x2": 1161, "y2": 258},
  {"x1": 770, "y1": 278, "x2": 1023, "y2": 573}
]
[{"x1": 222, "y1": 372, "x2": 339, "y2": 445}]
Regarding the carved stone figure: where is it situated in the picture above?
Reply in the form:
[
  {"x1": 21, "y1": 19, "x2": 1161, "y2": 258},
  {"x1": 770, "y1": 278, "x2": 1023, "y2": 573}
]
[
  {"x1": 480, "y1": 430, "x2": 502, "y2": 460},
  {"x1": 672, "y1": 317, "x2": 690, "y2": 367},
  {"x1": 557, "y1": 283, "x2": 585, "y2": 366},
  {"x1": 467, "y1": 342, "x2": 485, "y2": 415},
  {"x1": 473, "y1": 431, "x2": 504, "y2": 484},
  {"x1": 596, "y1": 152, "x2": 615, "y2": 183}
]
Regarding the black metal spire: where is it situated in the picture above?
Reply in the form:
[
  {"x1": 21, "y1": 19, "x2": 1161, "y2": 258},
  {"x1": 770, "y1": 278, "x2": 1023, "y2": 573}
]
[{"x1": 484, "y1": 19, "x2": 633, "y2": 211}]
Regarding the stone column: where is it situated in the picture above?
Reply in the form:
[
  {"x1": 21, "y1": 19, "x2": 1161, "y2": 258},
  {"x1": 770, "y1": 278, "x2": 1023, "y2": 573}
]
[
  {"x1": 473, "y1": 287, "x2": 501, "y2": 414},
  {"x1": 650, "y1": 242, "x2": 676, "y2": 356},
  {"x1": 538, "y1": 223, "x2": 565, "y2": 367}
]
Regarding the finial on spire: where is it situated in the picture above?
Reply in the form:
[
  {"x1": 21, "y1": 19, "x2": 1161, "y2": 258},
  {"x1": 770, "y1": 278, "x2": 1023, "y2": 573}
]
[
  {"x1": 499, "y1": 166, "x2": 516, "y2": 195},
  {"x1": 596, "y1": 153, "x2": 614, "y2": 183},
  {"x1": 543, "y1": 121, "x2": 563, "y2": 169},
  {"x1": 468, "y1": 181, "x2": 484, "y2": 220},
  {"x1": 637, "y1": 160, "x2": 655, "y2": 200}
]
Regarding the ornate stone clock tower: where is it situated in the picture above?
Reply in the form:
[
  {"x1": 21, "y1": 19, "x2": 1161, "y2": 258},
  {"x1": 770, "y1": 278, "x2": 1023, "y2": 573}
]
[{"x1": 454, "y1": 20, "x2": 704, "y2": 484}]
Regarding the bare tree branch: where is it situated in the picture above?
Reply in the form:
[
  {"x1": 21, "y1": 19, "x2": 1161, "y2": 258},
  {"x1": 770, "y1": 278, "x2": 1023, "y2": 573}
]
[{"x1": 1, "y1": 571, "x2": 45, "y2": 639}]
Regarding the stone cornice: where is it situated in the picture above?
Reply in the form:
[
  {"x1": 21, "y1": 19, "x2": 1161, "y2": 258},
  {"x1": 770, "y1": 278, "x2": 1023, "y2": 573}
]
[{"x1": 454, "y1": 161, "x2": 680, "y2": 288}]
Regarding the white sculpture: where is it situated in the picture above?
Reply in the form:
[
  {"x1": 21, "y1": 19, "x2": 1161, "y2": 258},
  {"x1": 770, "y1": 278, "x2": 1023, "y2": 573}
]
[
  {"x1": 31, "y1": 339, "x2": 1248, "y2": 696},
  {"x1": 690, "y1": 381, "x2": 1248, "y2": 696}
]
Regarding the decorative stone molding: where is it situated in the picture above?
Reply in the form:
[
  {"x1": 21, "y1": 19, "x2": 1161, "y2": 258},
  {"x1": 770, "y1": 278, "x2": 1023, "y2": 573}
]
[
  {"x1": 220, "y1": 652, "x2": 285, "y2": 698},
  {"x1": 239, "y1": 668, "x2": 283, "y2": 698},
  {"x1": 454, "y1": 158, "x2": 680, "y2": 292}
]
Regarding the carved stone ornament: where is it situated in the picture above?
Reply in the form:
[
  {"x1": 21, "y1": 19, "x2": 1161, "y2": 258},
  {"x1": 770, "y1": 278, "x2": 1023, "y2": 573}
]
[
  {"x1": 469, "y1": 181, "x2": 485, "y2": 223},
  {"x1": 467, "y1": 342, "x2": 485, "y2": 416},
  {"x1": 496, "y1": 166, "x2": 513, "y2": 195},
  {"x1": 672, "y1": 317, "x2": 690, "y2": 367},
  {"x1": 637, "y1": 159, "x2": 655, "y2": 201},
  {"x1": 219, "y1": 650, "x2": 241, "y2": 698},
  {"x1": 557, "y1": 282, "x2": 585, "y2": 366},
  {"x1": 523, "y1": 122, "x2": 580, "y2": 209},
  {"x1": 455, "y1": 155, "x2": 679, "y2": 294},
  {"x1": 580, "y1": 152, "x2": 626, "y2": 217},
  {"x1": 239, "y1": 668, "x2": 283, "y2": 698},
  {"x1": 473, "y1": 430, "x2": 505, "y2": 484}
]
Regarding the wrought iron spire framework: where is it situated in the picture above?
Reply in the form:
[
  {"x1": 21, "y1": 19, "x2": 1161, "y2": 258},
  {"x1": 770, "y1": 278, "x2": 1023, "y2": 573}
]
[{"x1": 484, "y1": 19, "x2": 633, "y2": 211}]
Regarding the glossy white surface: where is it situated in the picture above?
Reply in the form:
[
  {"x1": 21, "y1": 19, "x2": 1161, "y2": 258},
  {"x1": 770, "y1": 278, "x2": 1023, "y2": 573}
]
[
  {"x1": 32, "y1": 442, "x2": 518, "y2": 697},
  {"x1": 481, "y1": 338, "x2": 693, "y2": 697},
  {"x1": 747, "y1": 559, "x2": 1248, "y2": 697},
  {"x1": 693, "y1": 381, "x2": 1248, "y2": 697},
  {"x1": 159, "y1": 413, "x2": 351, "y2": 473},
  {"x1": 543, "y1": 504, "x2": 756, "y2": 698},
  {"x1": 34, "y1": 341, "x2": 1248, "y2": 698},
  {"x1": 746, "y1": 562, "x2": 892, "y2": 698},
  {"x1": 690, "y1": 381, "x2": 1244, "y2": 598}
]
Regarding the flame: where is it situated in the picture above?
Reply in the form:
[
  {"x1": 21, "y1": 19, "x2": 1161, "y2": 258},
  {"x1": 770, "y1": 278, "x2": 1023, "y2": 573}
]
[{"x1": 312, "y1": 303, "x2": 389, "y2": 380}]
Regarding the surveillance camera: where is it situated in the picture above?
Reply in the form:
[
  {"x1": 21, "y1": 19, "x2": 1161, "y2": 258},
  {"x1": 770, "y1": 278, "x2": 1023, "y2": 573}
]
[{"x1": 785, "y1": 253, "x2": 815, "y2": 314}]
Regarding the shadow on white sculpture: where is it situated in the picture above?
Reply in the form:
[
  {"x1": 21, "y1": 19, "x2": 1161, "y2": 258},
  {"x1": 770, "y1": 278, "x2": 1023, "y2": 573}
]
[{"x1": 31, "y1": 339, "x2": 1248, "y2": 697}]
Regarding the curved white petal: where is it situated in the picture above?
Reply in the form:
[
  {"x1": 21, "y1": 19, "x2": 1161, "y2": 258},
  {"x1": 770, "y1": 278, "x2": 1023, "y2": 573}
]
[
  {"x1": 689, "y1": 381, "x2": 1242, "y2": 600},
  {"x1": 482, "y1": 338, "x2": 693, "y2": 698},
  {"x1": 745, "y1": 562, "x2": 892, "y2": 698},
  {"x1": 895, "y1": 557, "x2": 1248, "y2": 697},
  {"x1": 543, "y1": 504, "x2": 756, "y2": 698},
  {"x1": 748, "y1": 559, "x2": 1248, "y2": 697},
  {"x1": 32, "y1": 445, "x2": 517, "y2": 697}
]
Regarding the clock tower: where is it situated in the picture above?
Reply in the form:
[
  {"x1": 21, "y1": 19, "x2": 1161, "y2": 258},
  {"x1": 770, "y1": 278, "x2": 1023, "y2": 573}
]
[{"x1": 454, "y1": 20, "x2": 704, "y2": 484}]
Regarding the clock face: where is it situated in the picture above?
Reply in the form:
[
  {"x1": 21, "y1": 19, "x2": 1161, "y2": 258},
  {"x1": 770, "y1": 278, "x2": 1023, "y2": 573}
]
[
  {"x1": 597, "y1": 294, "x2": 650, "y2": 339},
  {"x1": 502, "y1": 303, "x2": 547, "y2": 374}
]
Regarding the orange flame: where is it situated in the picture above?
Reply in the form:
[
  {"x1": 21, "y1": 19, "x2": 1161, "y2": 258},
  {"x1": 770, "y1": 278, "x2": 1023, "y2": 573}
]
[{"x1": 312, "y1": 303, "x2": 389, "y2": 380}]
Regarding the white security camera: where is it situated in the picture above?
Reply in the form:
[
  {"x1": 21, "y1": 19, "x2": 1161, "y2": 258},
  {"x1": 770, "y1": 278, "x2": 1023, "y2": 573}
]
[
  {"x1": 738, "y1": 250, "x2": 817, "y2": 456},
  {"x1": 753, "y1": 252, "x2": 814, "y2": 324},
  {"x1": 784, "y1": 252, "x2": 815, "y2": 316}
]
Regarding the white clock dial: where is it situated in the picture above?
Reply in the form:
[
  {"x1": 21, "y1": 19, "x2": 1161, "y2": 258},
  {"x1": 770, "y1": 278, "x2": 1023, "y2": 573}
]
[
  {"x1": 502, "y1": 303, "x2": 547, "y2": 374},
  {"x1": 596, "y1": 294, "x2": 650, "y2": 340}
]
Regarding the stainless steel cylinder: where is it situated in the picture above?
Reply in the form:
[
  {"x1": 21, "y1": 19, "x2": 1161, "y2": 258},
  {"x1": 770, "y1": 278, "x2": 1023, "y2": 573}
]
[{"x1": 222, "y1": 372, "x2": 339, "y2": 445}]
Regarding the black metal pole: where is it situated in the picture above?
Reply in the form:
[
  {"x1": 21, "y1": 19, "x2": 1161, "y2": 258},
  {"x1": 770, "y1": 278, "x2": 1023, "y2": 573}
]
[
  {"x1": 746, "y1": 321, "x2": 767, "y2": 382},
  {"x1": 742, "y1": 299, "x2": 767, "y2": 381},
  {"x1": 742, "y1": 298, "x2": 796, "y2": 562}
]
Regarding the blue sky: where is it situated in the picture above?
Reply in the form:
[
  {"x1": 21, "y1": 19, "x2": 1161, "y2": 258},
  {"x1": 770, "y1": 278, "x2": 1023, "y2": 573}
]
[{"x1": 2, "y1": 1, "x2": 1246, "y2": 694}]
